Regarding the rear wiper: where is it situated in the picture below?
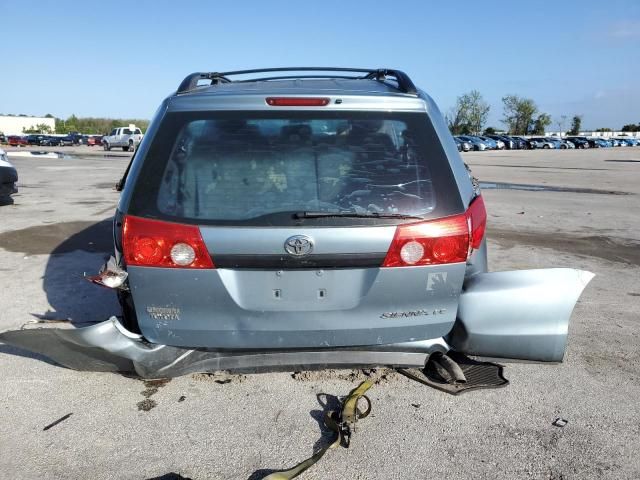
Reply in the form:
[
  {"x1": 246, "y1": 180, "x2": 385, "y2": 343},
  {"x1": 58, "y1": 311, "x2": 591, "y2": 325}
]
[{"x1": 294, "y1": 211, "x2": 424, "y2": 220}]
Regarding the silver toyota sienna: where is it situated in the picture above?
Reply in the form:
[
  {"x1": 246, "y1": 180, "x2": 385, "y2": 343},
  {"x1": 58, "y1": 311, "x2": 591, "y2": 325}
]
[{"x1": 0, "y1": 68, "x2": 594, "y2": 378}]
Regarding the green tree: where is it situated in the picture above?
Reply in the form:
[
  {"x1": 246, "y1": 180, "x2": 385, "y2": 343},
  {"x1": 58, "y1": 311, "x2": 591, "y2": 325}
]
[
  {"x1": 532, "y1": 113, "x2": 552, "y2": 135},
  {"x1": 595, "y1": 127, "x2": 612, "y2": 132},
  {"x1": 568, "y1": 115, "x2": 582, "y2": 135},
  {"x1": 621, "y1": 123, "x2": 638, "y2": 132},
  {"x1": 501, "y1": 95, "x2": 537, "y2": 135},
  {"x1": 22, "y1": 123, "x2": 53, "y2": 134},
  {"x1": 483, "y1": 127, "x2": 497, "y2": 135},
  {"x1": 446, "y1": 95, "x2": 471, "y2": 135},
  {"x1": 466, "y1": 90, "x2": 490, "y2": 135},
  {"x1": 447, "y1": 90, "x2": 490, "y2": 135}
]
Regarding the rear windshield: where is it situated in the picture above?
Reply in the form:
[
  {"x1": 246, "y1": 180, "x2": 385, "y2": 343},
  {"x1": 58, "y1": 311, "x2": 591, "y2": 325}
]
[{"x1": 128, "y1": 111, "x2": 462, "y2": 226}]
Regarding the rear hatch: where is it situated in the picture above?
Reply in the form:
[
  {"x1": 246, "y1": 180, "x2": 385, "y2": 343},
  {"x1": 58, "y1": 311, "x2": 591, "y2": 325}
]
[{"x1": 123, "y1": 107, "x2": 479, "y2": 349}]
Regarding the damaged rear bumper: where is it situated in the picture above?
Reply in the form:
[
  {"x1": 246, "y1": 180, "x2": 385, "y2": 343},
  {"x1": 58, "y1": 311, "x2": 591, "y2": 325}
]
[
  {"x1": 0, "y1": 318, "x2": 448, "y2": 378},
  {"x1": 0, "y1": 268, "x2": 593, "y2": 378}
]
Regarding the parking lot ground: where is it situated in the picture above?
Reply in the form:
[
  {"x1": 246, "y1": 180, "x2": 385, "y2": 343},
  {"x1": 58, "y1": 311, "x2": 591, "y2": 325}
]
[{"x1": 1, "y1": 148, "x2": 639, "y2": 479}]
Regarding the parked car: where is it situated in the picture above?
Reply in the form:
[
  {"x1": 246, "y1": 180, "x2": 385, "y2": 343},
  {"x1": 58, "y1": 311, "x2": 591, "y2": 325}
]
[
  {"x1": 7, "y1": 136, "x2": 27, "y2": 147},
  {"x1": 487, "y1": 135, "x2": 514, "y2": 149},
  {"x1": 457, "y1": 135, "x2": 488, "y2": 151},
  {"x1": 0, "y1": 67, "x2": 595, "y2": 379},
  {"x1": 559, "y1": 139, "x2": 576, "y2": 149},
  {"x1": 40, "y1": 136, "x2": 61, "y2": 146},
  {"x1": 564, "y1": 137, "x2": 589, "y2": 149},
  {"x1": 102, "y1": 126, "x2": 143, "y2": 151},
  {"x1": 453, "y1": 136, "x2": 471, "y2": 152},
  {"x1": 88, "y1": 135, "x2": 103, "y2": 146},
  {"x1": 530, "y1": 137, "x2": 556, "y2": 149},
  {"x1": 509, "y1": 136, "x2": 535, "y2": 149},
  {"x1": 593, "y1": 138, "x2": 610, "y2": 148},
  {"x1": 0, "y1": 148, "x2": 18, "y2": 200},
  {"x1": 615, "y1": 137, "x2": 638, "y2": 146},
  {"x1": 26, "y1": 134, "x2": 47, "y2": 145},
  {"x1": 478, "y1": 136, "x2": 503, "y2": 150},
  {"x1": 58, "y1": 135, "x2": 75, "y2": 146},
  {"x1": 0, "y1": 134, "x2": 7, "y2": 144}
]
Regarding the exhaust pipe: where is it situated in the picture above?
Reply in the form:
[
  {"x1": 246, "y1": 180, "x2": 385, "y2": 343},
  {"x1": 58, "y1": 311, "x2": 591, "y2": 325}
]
[{"x1": 449, "y1": 268, "x2": 594, "y2": 362}]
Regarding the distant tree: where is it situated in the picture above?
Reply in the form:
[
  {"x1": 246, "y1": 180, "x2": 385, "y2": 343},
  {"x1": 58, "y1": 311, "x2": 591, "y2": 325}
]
[
  {"x1": 568, "y1": 115, "x2": 582, "y2": 135},
  {"x1": 446, "y1": 95, "x2": 472, "y2": 135},
  {"x1": 22, "y1": 123, "x2": 53, "y2": 134},
  {"x1": 621, "y1": 123, "x2": 639, "y2": 132},
  {"x1": 466, "y1": 90, "x2": 490, "y2": 135},
  {"x1": 44, "y1": 113, "x2": 54, "y2": 118},
  {"x1": 447, "y1": 90, "x2": 490, "y2": 135},
  {"x1": 595, "y1": 127, "x2": 612, "y2": 132},
  {"x1": 483, "y1": 127, "x2": 497, "y2": 135},
  {"x1": 52, "y1": 115, "x2": 149, "y2": 135},
  {"x1": 502, "y1": 95, "x2": 537, "y2": 135},
  {"x1": 532, "y1": 113, "x2": 552, "y2": 135}
]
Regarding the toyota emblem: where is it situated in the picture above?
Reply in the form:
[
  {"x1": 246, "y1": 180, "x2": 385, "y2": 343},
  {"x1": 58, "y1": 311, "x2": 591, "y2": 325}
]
[{"x1": 284, "y1": 235, "x2": 314, "y2": 256}]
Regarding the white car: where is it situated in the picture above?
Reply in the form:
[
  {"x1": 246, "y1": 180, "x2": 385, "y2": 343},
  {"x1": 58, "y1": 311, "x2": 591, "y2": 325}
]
[
  {"x1": 102, "y1": 126, "x2": 144, "y2": 152},
  {"x1": 0, "y1": 148, "x2": 18, "y2": 200}
]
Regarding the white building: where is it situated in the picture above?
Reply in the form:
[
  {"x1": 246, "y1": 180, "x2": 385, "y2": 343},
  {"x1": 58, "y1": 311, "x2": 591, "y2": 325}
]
[{"x1": 0, "y1": 115, "x2": 56, "y2": 135}]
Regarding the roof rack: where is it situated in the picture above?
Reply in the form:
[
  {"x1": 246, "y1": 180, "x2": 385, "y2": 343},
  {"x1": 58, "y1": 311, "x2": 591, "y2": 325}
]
[{"x1": 176, "y1": 67, "x2": 418, "y2": 96}]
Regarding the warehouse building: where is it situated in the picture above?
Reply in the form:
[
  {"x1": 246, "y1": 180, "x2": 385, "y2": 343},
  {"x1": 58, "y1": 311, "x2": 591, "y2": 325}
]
[{"x1": 0, "y1": 115, "x2": 56, "y2": 135}]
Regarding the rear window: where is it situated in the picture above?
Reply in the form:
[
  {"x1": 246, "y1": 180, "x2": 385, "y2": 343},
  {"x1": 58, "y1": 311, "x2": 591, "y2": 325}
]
[{"x1": 129, "y1": 111, "x2": 462, "y2": 226}]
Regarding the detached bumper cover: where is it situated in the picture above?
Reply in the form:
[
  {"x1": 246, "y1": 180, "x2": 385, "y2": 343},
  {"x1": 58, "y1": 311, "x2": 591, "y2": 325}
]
[
  {"x1": 449, "y1": 268, "x2": 594, "y2": 362},
  {"x1": 0, "y1": 268, "x2": 593, "y2": 378},
  {"x1": 0, "y1": 318, "x2": 448, "y2": 378}
]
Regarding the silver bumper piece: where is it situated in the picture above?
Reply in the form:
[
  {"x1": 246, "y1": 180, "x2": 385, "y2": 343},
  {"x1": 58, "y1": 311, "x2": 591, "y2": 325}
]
[
  {"x1": 0, "y1": 318, "x2": 448, "y2": 378},
  {"x1": 449, "y1": 268, "x2": 594, "y2": 362}
]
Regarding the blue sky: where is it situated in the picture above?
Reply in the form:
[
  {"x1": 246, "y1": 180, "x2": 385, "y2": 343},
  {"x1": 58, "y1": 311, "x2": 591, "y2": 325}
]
[{"x1": 1, "y1": 0, "x2": 638, "y2": 130}]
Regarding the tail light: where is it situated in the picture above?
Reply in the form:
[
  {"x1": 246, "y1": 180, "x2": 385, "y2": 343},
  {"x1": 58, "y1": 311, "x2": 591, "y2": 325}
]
[
  {"x1": 467, "y1": 195, "x2": 487, "y2": 250},
  {"x1": 382, "y1": 196, "x2": 487, "y2": 267},
  {"x1": 266, "y1": 97, "x2": 330, "y2": 107},
  {"x1": 122, "y1": 215, "x2": 214, "y2": 269}
]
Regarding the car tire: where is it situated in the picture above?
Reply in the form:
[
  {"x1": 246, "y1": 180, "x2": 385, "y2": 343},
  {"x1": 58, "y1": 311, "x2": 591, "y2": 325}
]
[
  {"x1": 543, "y1": 144, "x2": 550, "y2": 149},
  {"x1": 128, "y1": 140, "x2": 134, "y2": 152},
  {"x1": 104, "y1": 142, "x2": 111, "y2": 151},
  {"x1": 560, "y1": 144, "x2": 567, "y2": 149}
]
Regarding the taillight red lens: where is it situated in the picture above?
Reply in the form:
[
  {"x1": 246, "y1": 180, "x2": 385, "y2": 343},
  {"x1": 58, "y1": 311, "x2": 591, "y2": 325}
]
[
  {"x1": 382, "y1": 195, "x2": 487, "y2": 267},
  {"x1": 266, "y1": 97, "x2": 330, "y2": 107},
  {"x1": 467, "y1": 195, "x2": 487, "y2": 250},
  {"x1": 382, "y1": 214, "x2": 469, "y2": 267},
  {"x1": 122, "y1": 215, "x2": 214, "y2": 269}
]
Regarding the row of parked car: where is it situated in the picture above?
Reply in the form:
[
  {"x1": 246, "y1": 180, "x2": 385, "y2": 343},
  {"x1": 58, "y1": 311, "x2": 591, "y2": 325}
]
[
  {"x1": 453, "y1": 134, "x2": 640, "y2": 152},
  {"x1": 0, "y1": 133, "x2": 104, "y2": 147}
]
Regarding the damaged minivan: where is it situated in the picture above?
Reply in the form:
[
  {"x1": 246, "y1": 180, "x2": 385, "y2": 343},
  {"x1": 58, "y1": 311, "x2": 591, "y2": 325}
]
[{"x1": 0, "y1": 68, "x2": 593, "y2": 379}]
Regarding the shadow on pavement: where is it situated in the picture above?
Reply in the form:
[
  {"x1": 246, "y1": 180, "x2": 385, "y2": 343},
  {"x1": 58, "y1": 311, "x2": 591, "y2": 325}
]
[{"x1": 0, "y1": 218, "x2": 120, "y2": 326}]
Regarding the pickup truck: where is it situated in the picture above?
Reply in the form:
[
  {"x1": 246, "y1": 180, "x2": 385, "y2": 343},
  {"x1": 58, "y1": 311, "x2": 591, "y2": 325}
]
[{"x1": 102, "y1": 126, "x2": 143, "y2": 152}]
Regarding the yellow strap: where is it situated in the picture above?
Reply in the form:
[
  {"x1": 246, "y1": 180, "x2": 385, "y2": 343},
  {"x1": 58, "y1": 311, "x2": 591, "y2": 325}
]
[{"x1": 263, "y1": 380, "x2": 373, "y2": 480}]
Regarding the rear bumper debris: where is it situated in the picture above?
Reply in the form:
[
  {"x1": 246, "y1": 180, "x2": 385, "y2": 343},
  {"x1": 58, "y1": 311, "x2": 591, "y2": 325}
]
[
  {"x1": 449, "y1": 268, "x2": 594, "y2": 362},
  {"x1": 0, "y1": 317, "x2": 448, "y2": 378},
  {"x1": 0, "y1": 268, "x2": 593, "y2": 377}
]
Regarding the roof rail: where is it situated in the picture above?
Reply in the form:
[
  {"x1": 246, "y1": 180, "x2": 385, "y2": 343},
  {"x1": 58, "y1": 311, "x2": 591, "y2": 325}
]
[{"x1": 176, "y1": 67, "x2": 418, "y2": 95}]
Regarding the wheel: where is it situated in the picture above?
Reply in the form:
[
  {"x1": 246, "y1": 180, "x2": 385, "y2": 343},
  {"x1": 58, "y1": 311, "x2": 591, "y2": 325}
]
[
  {"x1": 560, "y1": 144, "x2": 567, "y2": 149},
  {"x1": 128, "y1": 140, "x2": 134, "y2": 152},
  {"x1": 104, "y1": 142, "x2": 111, "y2": 151},
  {"x1": 543, "y1": 144, "x2": 550, "y2": 149}
]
